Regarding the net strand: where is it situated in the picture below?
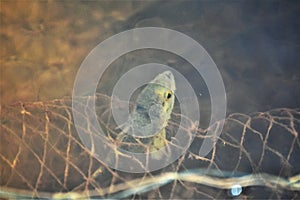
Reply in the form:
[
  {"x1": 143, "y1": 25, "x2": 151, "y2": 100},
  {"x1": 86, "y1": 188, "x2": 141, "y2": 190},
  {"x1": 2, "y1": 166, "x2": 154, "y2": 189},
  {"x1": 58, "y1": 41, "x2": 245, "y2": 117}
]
[{"x1": 0, "y1": 94, "x2": 299, "y2": 199}]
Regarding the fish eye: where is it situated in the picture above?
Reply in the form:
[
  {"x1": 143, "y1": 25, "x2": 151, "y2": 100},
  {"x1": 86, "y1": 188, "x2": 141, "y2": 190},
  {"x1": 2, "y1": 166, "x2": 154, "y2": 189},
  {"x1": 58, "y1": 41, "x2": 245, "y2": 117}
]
[{"x1": 166, "y1": 92, "x2": 172, "y2": 99}]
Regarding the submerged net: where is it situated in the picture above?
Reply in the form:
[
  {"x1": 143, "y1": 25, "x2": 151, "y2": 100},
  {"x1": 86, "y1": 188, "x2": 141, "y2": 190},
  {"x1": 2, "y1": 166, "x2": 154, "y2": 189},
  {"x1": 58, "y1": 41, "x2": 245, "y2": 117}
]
[{"x1": 0, "y1": 93, "x2": 299, "y2": 199}]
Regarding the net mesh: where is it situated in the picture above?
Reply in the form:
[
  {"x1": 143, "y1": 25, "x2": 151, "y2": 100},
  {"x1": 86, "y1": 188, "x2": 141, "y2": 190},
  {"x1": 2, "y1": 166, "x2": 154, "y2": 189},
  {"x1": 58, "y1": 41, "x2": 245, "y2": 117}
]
[{"x1": 0, "y1": 93, "x2": 299, "y2": 199}]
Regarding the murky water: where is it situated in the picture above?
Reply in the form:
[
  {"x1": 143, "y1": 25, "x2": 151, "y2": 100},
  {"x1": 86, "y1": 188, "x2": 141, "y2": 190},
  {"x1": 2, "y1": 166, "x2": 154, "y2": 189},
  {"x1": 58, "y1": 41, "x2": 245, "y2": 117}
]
[
  {"x1": 0, "y1": 1, "x2": 299, "y2": 199},
  {"x1": 0, "y1": 1, "x2": 149, "y2": 104},
  {"x1": 1, "y1": 1, "x2": 299, "y2": 112}
]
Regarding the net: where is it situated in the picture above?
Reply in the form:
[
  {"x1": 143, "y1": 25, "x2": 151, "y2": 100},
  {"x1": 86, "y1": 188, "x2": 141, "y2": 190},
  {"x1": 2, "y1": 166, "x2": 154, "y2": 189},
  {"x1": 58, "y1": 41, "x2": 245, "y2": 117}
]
[{"x1": 0, "y1": 93, "x2": 299, "y2": 199}]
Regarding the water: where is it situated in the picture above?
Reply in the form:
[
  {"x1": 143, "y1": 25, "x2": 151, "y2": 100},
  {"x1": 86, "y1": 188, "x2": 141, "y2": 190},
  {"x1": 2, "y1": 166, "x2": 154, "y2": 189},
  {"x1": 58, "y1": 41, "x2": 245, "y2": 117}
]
[
  {"x1": 0, "y1": 1, "x2": 299, "y2": 199},
  {"x1": 1, "y1": 1, "x2": 299, "y2": 111},
  {"x1": 0, "y1": 1, "x2": 148, "y2": 104}
]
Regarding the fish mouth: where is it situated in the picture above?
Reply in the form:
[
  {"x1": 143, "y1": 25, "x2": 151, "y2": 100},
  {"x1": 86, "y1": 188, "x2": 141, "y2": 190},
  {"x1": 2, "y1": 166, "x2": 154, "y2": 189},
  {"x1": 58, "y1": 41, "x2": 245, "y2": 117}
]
[
  {"x1": 162, "y1": 71, "x2": 176, "y2": 91},
  {"x1": 161, "y1": 71, "x2": 174, "y2": 82},
  {"x1": 163, "y1": 71, "x2": 173, "y2": 79},
  {"x1": 151, "y1": 71, "x2": 176, "y2": 92}
]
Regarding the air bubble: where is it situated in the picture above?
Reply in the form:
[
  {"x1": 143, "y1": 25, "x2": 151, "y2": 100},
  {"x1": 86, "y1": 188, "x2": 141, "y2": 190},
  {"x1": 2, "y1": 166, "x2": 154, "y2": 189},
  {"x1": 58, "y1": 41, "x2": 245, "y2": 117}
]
[{"x1": 229, "y1": 184, "x2": 242, "y2": 197}]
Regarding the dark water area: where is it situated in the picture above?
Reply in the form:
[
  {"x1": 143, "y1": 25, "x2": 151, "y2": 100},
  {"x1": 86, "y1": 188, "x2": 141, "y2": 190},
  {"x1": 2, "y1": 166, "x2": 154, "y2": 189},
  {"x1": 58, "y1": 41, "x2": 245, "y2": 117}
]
[{"x1": 114, "y1": 0, "x2": 300, "y2": 114}]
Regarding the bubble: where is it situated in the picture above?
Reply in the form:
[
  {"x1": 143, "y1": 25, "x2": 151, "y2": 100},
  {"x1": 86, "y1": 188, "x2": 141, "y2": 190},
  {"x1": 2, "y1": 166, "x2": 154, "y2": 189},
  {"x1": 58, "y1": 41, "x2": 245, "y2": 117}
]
[{"x1": 229, "y1": 184, "x2": 242, "y2": 197}]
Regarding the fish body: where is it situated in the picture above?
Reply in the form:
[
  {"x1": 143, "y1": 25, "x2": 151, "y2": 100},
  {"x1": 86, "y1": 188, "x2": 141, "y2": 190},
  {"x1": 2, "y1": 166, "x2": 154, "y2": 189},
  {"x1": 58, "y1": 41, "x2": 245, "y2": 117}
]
[{"x1": 117, "y1": 71, "x2": 176, "y2": 159}]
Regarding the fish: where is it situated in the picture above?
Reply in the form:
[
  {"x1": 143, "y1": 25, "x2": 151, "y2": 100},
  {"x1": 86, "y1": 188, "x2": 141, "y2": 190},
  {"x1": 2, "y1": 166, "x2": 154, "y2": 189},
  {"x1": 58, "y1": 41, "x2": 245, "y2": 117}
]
[{"x1": 117, "y1": 70, "x2": 176, "y2": 160}]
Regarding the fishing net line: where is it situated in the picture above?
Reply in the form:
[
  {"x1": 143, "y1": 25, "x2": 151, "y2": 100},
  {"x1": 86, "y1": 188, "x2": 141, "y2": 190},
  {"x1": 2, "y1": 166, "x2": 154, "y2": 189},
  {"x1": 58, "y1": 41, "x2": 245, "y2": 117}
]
[{"x1": 0, "y1": 93, "x2": 299, "y2": 199}]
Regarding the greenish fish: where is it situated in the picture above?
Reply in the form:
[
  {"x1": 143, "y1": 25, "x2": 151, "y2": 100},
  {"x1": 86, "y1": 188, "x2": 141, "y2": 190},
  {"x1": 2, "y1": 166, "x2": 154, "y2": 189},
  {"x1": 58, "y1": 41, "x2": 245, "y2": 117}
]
[{"x1": 117, "y1": 71, "x2": 176, "y2": 159}]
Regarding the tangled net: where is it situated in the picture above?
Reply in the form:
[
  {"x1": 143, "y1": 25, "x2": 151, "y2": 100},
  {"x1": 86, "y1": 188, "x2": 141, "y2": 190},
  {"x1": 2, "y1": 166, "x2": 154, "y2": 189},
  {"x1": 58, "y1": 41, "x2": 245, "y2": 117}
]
[{"x1": 0, "y1": 93, "x2": 299, "y2": 199}]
